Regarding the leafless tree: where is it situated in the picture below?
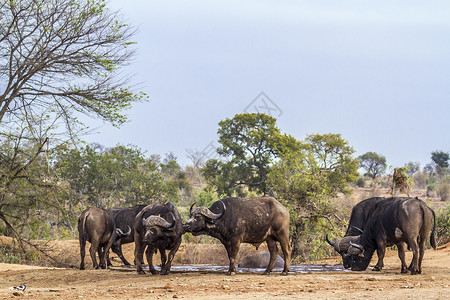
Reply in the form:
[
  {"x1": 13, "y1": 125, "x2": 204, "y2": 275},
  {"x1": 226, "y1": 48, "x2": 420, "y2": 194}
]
[{"x1": 186, "y1": 148, "x2": 207, "y2": 169}]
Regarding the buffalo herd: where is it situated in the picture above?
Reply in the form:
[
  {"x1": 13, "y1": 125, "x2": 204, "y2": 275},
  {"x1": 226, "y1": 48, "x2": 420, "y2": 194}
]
[{"x1": 78, "y1": 196, "x2": 436, "y2": 275}]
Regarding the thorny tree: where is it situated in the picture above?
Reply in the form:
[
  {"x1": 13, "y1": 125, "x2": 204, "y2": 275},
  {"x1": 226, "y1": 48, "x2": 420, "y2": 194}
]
[{"x1": 0, "y1": 0, "x2": 146, "y2": 256}]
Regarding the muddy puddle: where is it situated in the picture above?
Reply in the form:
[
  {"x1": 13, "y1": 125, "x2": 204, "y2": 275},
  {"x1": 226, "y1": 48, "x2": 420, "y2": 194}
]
[{"x1": 113, "y1": 264, "x2": 348, "y2": 273}]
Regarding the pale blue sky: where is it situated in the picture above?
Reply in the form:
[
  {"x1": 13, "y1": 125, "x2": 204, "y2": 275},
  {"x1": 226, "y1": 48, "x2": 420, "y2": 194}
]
[{"x1": 84, "y1": 0, "x2": 450, "y2": 169}]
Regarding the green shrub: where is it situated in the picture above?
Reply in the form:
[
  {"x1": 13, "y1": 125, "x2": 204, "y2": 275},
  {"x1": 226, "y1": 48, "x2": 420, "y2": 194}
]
[
  {"x1": 0, "y1": 245, "x2": 39, "y2": 264},
  {"x1": 437, "y1": 183, "x2": 450, "y2": 201},
  {"x1": 356, "y1": 177, "x2": 365, "y2": 187},
  {"x1": 193, "y1": 187, "x2": 222, "y2": 208},
  {"x1": 436, "y1": 204, "x2": 450, "y2": 245}
]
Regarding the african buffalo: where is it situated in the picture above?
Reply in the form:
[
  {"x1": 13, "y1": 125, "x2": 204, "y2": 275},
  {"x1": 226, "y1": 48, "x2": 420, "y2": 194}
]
[
  {"x1": 78, "y1": 207, "x2": 116, "y2": 270},
  {"x1": 326, "y1": 197, "x2": 387, "y2": 269},
  {"x1": 346, "y1": 197, "x2": 436, "y2": 274},
  {"x1": 183, "y1": 197, "x2": 291, "y2": 275},
  {"x1": 134, "y1": 202, "x2": 183, "y2": 275},
  {"x1": 108, "y1": 204, "x2": 147, "y2": 266}
]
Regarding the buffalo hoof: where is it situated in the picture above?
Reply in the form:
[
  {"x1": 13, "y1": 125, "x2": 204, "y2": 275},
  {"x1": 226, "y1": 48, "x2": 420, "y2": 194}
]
[
  {"x1": 262, "y1": 271, "x2": 271, "y2": 275},
  {"x1": 281, "y1": 271, "x2": 289, "y2": 276},
  {"x1": 401, "y1": 268, "x2": 408, "y2": 274},
  {"x1": 372, "y1": 266, "x2": 382, "y2": 271},
  {"x1": 80, "y1": 265, "x2": 85, "y2": 270},
  {"x1": 150, "y1": 269, "x2": 159, "y2": 275},
  {"x1": 160, "y1": 270, "x2": 169, "y2": 276},
  {"x1": 226, "y1": 271, "x2": 236, "y2": 276},
  {"x1": 137, "y1": 269, "x2": 146, "y2": 275}
]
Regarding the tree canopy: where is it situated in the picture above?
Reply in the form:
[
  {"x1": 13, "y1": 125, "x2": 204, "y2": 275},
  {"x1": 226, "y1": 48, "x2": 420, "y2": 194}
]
[
  {"x1": 202, "y1": 113, "x2": 298, "y2": 196},
  {"x1": 268, "y1": 133, "x2": 359, "y2": 259},
  {"x1": 431, "y1": 151, "x2": 449, "y2": 169},
  {"x1": 0, "y1": 0, "x2": 146, "y2": 131},
  {"x1": 358, "y1": 151, "x2": 387, "y2": 179}
]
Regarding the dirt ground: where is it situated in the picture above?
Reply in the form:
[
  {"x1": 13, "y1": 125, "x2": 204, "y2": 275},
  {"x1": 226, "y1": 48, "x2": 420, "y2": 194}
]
[{"x1": 0, "y1": 240, "x2": 449, "y2": 299}]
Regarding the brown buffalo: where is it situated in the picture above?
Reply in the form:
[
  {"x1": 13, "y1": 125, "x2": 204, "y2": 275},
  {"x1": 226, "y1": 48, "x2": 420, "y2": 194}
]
[
  {"x1": 183, "y1": 197, "x2": 291, "y2": 275},
  {"x1": 78, "y1": 207, "x2": 116, "y2": 270},
  {"x1": 134, "y1": 202, "x2": 183, "y2": 275}
]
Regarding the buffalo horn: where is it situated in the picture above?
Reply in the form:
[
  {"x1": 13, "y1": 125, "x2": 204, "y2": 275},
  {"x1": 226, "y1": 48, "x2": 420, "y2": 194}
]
[
  {"x1": 144, "y1": 215, "x2": 173, "y2": 228},
  {"x1": 167, "y1": 212, "x2": 176, "y2": 229},
  {"x1": 349, "y1": 241, "x2": 364, "y2": 251},
  {"x1": 325, "y1": 235, "x2": 335, "y2": 247},
  {"x1": 352, "y1": 226, "x2": 364, "y2": 234},
  {"x1": 123, "y1": 225, "x2": 132, "y2": 236},
  {"x1": 116, "y1": 225, "x2": 132, "y2": 237},
  {"x1": 207, "y1": 200, "x2": 226, "y2": 219},
  {"x1": 215, "y1": 200, "x2": 226, "y2": 219},
  {"x1": 189, "y1": 202, "x2": 196, "y2": 216}
]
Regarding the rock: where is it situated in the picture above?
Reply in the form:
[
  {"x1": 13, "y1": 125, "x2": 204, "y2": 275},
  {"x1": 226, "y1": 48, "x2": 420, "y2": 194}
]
[{"x1": 238, "y1": 251, "x2": 284, "y2": 268}]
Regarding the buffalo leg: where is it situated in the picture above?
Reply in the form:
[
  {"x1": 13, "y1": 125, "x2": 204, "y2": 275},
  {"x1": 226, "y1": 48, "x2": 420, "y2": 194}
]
[
  {"x1": 407, "y1": 237, "x2": 420, "y2": 274},
  {"x1": 225, "y1": 240, "x2": 241, "y2": 275},
  {"x1": 161, "y1": 241, "x2": 181, "y2": 275},
  {"x1": 397, "y1": 243, "x2": 408, "y2": 273},
  {"x1": 264, "y1": 238, "x2": 278, "y2": 275},
  {"x1": 134, "y1": 239, "x2": 146, "y2": 275},
  {"x1": 79, "y1": 237, "x2": 86, "y2": 270},
  {"x1": 146, "y1": 246, "x2": 158, "y2": 275},
  {"x1": 278, "y1": 233, "x2": 291, "y2": 274},
  {"x1": 98, "y1": 245, "x2": 107, "y2": 269},
  {"x1": 106, "y1": 250, "x2": 112, "y2": 267},
  {"x1": 417, "y1": 238, "x2": 426, "y2": 274},
  {"x1": 373, "y1": 241, "x2": 386, "y2": 271},
  {"x1": 418, "y1": 237, "x2": 426, "y2": 274},
  {"x1": 102, "y1": 235, "x2": 115, "y2": 269},
  {"x1": 160, "y1": 247, "x2": 167, "y2": 268},
  {"x1": 111, "y1": 245, "x2": 131, "y2": 266},
  {"x1": 89, "y1": 241, "x2": 99, "y2": 269}
]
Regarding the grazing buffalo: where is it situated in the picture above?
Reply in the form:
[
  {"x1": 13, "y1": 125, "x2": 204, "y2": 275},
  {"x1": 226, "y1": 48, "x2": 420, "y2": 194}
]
[
  {"x1": 78, "y1": 207, "x2": 116, "y2": 270},
  {"x1": 134, "y1": 202, "x2": 183, "y2": 275},
  {"x1": 346, "y1": 197, "x2": 436, "y2": 274},
  {"x1": 108, "y1": 204, "x2": 147, "y2": 266},
  {"x1": 326, "y1": 197, "x2": 386, "y2": 269},
  {"x1": 183, "y1": 197, "x2": 291, "y2": 275}
]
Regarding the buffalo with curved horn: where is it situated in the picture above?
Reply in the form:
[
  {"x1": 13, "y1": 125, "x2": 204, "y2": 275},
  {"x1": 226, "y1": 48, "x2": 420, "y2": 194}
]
[
  {"x1": 326, "y1": 197, "x2": 386, "y2": 269},
  {"x1": 345, "y1": 197, "x2": 436, "y2": 274},
  {"x1": 134, "y1": 202, "x2": 183, "y2": 275},
  {"x1": 183, "y1": 197, "x2": 291, "y2": 275},
  {"x1": 108, "y1": 204, "x2": 147, "y2": 266}
]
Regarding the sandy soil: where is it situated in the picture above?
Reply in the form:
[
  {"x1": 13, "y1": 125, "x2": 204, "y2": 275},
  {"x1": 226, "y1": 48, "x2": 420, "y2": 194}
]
[{"x1": 0, "y1": 240, "x2": 449, "y2": 299}]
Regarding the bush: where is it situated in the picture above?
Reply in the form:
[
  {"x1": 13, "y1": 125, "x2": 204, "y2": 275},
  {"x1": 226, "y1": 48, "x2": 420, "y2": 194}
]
[
  {"x1": 356, "y1": 177, "x2": 365, "y2": 188},
  {"x1": 436, "y1": 203, "x2": 450, "y2": 245},
  {"x1": 0, "y1": 245, "x2": 39, "y2": 264},
  {"x1": 438, "y1": 183, "x2": 450, "y2": 201},
  {"x1": 193, "y1": 187, "x2": 222, "y2": 208}
]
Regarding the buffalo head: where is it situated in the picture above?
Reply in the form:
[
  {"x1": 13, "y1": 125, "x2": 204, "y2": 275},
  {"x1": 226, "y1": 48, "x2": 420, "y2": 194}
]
[
  {"x1": 346, "y1": 240, "x2": 373, "y2": 271},
  {"x1": 111, "y1": 225, "x2": 132, "y2": 252},
  {"x1": 326, "y1": 234, "x2": 360, "y2": 269},
  {"x1": 142, "y1": 212, "x2": 176, "y2": 244},
  {"x1": 183, "y1": 201, "x2": 226, "y2": 234}
]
